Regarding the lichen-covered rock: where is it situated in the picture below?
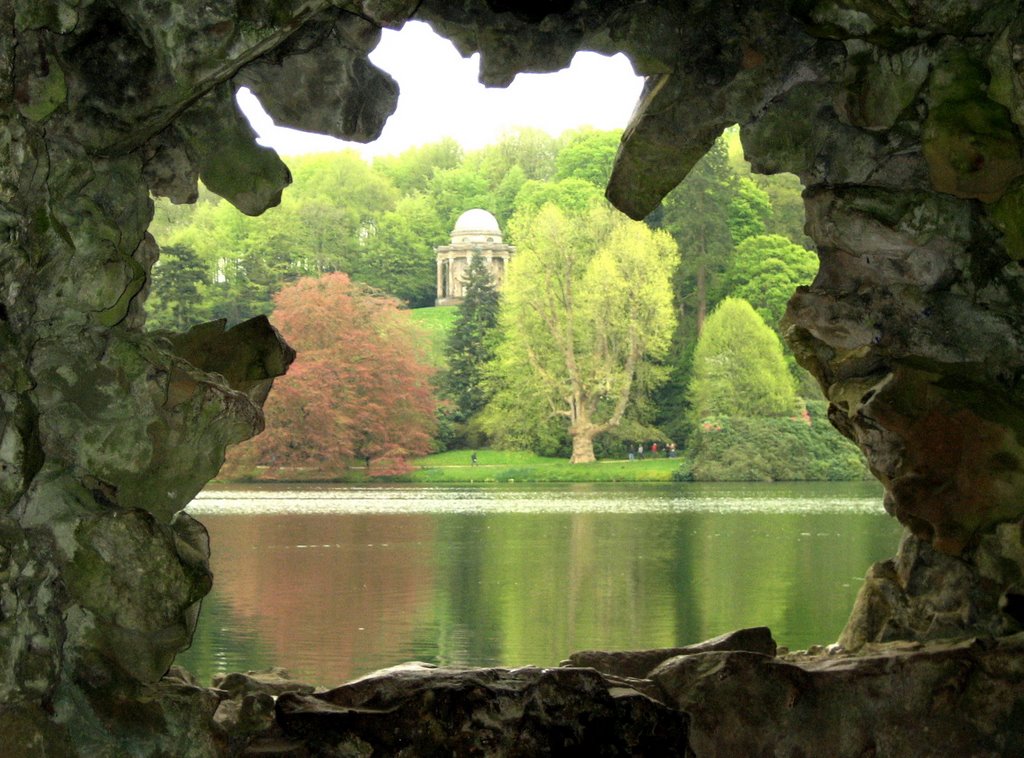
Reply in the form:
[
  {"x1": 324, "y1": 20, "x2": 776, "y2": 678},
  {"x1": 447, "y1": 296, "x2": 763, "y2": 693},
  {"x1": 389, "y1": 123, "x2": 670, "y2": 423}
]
[
  {"x1": 208, "y1": 668, "x2": 318, "y2": 755},
  {"x1": 212, "y1": 667, "x2": 317, "y2": 700},
  {"x1": 840, "y1": 524, "x2": 1024, "y2": 650},
  {"x1": 235, "y1": 9, "x2": 399, "y2": 145},
  {"x1": 787, "y1": 184, "x2": 1024, "y2": 551},
  {"x1": 922, "y1": 45, "x2": 1024, "y2": 202},
  {"x1": 60, "y1": 508, "x2": 211, "y2": 683},
  {"x1": 835, "y1": 41, "x2": 931, "y2": 131},
  {"x1": 652, "y1": 636, "x2": 1024, "y2": 758},
  {"x1": 175, "y1": 83, "x2": 292, "y2": 217},
  {"x1": 564, "y1": 626, "x2": 777, "y2": 679},
  {"x1": 605, "y1": 2, "x2": 825, "y2": 218},
  {"x1": 165, "y1": 316, "x2": 296, "y2": 407},
  {"x1": 276, "y1": 662, "x2": 690, "y2": 756},
  {"x1": 0, "y1": 517, "x2": 65, "y2": 709},
  {"x1": 202, "y1": 633, "x2": 1024, "y2": 757},
  {"x1": 29, "y1": 329, "x2": 280, "y2": 522},
  {"x1": 60, "y1": 675, "x2": 222, "y2": 758}
]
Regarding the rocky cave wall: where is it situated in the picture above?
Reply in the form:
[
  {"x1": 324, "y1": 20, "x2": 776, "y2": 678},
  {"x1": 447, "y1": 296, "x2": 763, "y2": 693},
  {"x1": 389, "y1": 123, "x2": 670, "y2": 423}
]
[{"x1": 2, "y1": 0, "x2": 1024, "y2": 754}]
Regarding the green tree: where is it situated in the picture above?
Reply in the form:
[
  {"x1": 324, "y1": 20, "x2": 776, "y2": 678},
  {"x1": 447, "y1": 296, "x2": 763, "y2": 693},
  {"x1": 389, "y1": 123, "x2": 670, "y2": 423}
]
[
  {"x1": 554, "y1": 128, "x2": 620, "y2": 188},
  {"x1": 356, "y1": 194, "x2": 448, "y2": 307},
  {"x1": 492, "y1": 164, "x2": 527, "y2": 227},
  {"x1": 659, "y1": 137, "x2": 736, "y2": 338},
  {"x1": 150, "y1": 150, "x2": 402, "y2": 322},
  {"x1": 443, "y1": 254, "x2": 502, "y2": 421},
  {"x1": 652, "y1": 136, "x2": 740, "y2": 443},
  {"x1": 689, "y1": 297, "x2": 798, "y2": 420},
  {"x1": 146, "y1": 243, "x2": 207, "y2": 331},
  {"x1": 485, "y1": 203, "x2": 676, "y2": 463},
  {"x1": 722, "y1": 234, "x2": 819, "y2": 330},
  {"x1": 728, "y1": 177, "x2": 772, "y2": 245},
  {"x1": 428, "y1": 164, "x2": 494, "y2": 231},
  {"x1": 753, "y1": 172, "x2": 813, "y2": 247},
  {"x1": 512, "y1": 177, "x2": 604, "y2": 219},
  {"x1": 283, "y1": 151, "x2": 399, "y2": 275},
  {"x1": 473, "y1": 127, "x2": 559, "y2": 185},
  {"x1": 373, "y1": 138, "x2": 462, "y2": 195}
]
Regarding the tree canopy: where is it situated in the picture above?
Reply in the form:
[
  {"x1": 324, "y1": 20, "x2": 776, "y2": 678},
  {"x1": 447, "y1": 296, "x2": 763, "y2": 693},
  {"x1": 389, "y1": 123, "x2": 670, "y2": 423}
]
[
  {"x1": 722, "y1": 234, "x2": 819, "y2": 330},
  {"x1": 689, "y1": 297, "x2": 799, "y2": 421},
  {"x1": 225, "y1": 273, "x2": 436, "y2": 476},
  {"x1": 482, "y1": 203, "x2": 676, "y2": 463}
]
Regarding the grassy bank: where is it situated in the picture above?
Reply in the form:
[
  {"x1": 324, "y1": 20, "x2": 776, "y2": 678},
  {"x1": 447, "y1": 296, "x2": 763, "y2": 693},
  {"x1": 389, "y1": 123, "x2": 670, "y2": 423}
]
[
  {"x1": 221, "y1": 449, "x2": 684, "y2": 484},
  {"x1": 406, "y1": 449, "x2": 682, "y2": 483},
  {"x1": 408, "y1": 305, "x2": 456, "y2": 367}
]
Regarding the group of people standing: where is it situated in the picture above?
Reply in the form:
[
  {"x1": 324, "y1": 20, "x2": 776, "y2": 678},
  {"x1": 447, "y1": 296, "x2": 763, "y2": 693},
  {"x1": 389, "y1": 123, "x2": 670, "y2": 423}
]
[{"x1": 629, "y1": 441, "x2": 676, "y2": 460}]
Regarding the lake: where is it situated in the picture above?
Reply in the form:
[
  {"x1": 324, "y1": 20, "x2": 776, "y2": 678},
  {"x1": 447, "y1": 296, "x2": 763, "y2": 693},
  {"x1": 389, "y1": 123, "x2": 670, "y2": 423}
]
[{"x1": 177, "y1": 481, "x2": 902, "y2": 687}]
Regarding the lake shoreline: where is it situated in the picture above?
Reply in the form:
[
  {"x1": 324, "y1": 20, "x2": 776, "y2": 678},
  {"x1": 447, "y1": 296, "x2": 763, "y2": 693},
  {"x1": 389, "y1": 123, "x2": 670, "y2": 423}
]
[
  {"x1": 220, "y1": 449, "x2": 870, "y2": 485},
  {"x1": 219, "y1": 459, "x2": 682, "y2": 484}
]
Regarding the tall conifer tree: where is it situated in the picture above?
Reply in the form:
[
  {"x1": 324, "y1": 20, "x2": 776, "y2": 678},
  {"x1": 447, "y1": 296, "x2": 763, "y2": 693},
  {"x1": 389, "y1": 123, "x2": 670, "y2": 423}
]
[{"x1": 443, "y1": 254, "x2": 501, "y2": 420}]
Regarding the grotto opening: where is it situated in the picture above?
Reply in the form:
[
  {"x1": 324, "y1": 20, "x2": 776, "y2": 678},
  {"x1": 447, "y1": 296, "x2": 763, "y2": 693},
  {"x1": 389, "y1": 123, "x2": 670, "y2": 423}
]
[{"x1": 2, "y1": 1, "x2": 1024, "y2": 754}]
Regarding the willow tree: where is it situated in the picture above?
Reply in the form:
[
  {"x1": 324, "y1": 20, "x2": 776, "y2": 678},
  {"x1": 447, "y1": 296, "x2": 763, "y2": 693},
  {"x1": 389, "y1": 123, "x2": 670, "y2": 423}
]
[{"x1": 487, "y1": 203, "x2": 676, "y2": 463}]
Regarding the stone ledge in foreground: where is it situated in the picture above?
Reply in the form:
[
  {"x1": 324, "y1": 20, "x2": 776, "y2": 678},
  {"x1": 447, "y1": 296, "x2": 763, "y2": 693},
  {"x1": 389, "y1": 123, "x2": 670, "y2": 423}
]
[{"x1": 203, "y1": 629, "x2": 1024, "y2": 757}]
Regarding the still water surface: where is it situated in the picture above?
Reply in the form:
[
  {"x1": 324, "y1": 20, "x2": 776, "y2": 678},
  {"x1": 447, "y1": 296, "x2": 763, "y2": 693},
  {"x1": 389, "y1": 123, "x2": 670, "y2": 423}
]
[{"x1": 178, "y1": 481, "x2": 902, "y2": 687}]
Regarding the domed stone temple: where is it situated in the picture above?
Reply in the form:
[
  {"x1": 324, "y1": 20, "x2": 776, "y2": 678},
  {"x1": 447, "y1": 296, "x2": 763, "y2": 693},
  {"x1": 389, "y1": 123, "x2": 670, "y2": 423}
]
[
  {"x1": 5, "y1": 0, "x2": 1024, "y2": 755},
  {"x1": 435, "y1": 209, "x2": 514, "y2": 305}
]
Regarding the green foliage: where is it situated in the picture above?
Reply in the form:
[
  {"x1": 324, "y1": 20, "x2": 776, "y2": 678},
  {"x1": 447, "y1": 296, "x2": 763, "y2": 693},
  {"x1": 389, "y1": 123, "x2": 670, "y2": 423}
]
[
  {"x1": 659, "y1": 136, "x2": 736, "y2": 330},
  {"x1": 473, "y1": 128, "x2": 559, "y2": 184},
  {"x1": 652, "y1": 130, "x2": 811, "y2": 439},
  {"x1": 373, "y1": 138, "x2": 462, "y2": 194},
  {"x1": 752, "y1": 172, "x2": 813, "y2": 247},
  {"x1": 722, "y1": 234, "x2": 819, "y2": 330},
  {"x1": 492, "y1": 164, "x2": 527, "y2": 226},
  {"x1": 728, "y1": 177, "x2": 772, "y2": 244},
  {"x1": 511, "y1": 177, "x2": 604, "y2": 219},
  {"x1": 427, "y1": 164, "x2": 495, "y2": 231},
  {"x1": 442, "y1": 254, "x2": 502, "y2": 420},
  {"x1": 554, "y1": 128, "x2": 620, "y2": 187},
  {"x1": 144, "y1": 125, "x2": 839, "y2": 478},
  {"x1": 149, "y1": 151, "x2": 400, "y2": 325},
  {"x1": 690, "y1": 298, "x2": 799, "y2": 420},
  {"x1": 483, "y1": 202, "x2": 676, "y2": 461},
  {"x1": 357, "y1": 194, "x2": 447, "y2": 306},
  {"x1": 651, "y1": 136, "x2": 741, "y2": 440},
  {"x1": 477, "y1": 327, "x2": 571, "y2": 457},
  {"x1": 145, "y1": 243, "x2": 207, "y2": 331},
  {"x1": 681, "y1": 401, "x2": 868, "y2": 481}
]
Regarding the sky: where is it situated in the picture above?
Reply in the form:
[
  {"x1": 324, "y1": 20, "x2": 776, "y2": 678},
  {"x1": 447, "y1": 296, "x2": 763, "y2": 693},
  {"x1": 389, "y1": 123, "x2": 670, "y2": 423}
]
[{"x1": 237, "y1": 21, "x2": 644, "y2": 158}]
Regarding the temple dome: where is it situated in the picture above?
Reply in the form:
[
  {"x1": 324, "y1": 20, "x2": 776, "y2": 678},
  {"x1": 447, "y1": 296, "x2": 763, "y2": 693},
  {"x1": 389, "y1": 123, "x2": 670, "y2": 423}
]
[{"x1": 452, "y1": 208, "x2": 503, "y2": 244}]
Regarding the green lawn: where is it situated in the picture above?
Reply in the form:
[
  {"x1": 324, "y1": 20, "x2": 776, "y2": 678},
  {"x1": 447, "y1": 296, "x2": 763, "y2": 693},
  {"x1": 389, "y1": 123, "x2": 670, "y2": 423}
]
[
  {"x1": 408, "y1": 305, "x2": 457, "y2": 367},
  {"x1": 408, "y1": 449, "x2": 683, "y2": 482},
  {"x1": 221, "y1": 448, "x2": 684, "y2": 483}
]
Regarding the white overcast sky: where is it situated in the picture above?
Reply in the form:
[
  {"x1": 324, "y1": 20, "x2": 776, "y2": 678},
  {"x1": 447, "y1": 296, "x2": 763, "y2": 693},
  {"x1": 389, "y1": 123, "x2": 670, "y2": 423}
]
[{"x1": 237, "y1": 20, "x2": 644, "y2": 158}]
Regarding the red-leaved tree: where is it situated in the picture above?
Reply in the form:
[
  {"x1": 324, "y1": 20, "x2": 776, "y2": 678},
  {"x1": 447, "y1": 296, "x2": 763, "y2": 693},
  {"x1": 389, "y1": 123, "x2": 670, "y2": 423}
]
[{"x1": 226, "y1": 272, "x2": 436, "y2": 477}]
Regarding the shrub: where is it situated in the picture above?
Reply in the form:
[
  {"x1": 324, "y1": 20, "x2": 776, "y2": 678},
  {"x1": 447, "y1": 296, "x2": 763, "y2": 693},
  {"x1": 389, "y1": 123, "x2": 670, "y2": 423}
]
[{"x1": 685, "y1": 401, "x2": 869, "y2": 481}]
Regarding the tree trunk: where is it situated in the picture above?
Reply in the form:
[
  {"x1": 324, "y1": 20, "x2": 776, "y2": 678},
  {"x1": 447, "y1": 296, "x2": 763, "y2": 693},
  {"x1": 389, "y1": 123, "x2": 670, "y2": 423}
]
[{"x1": 570, "y1": 430, "x2": 597, "y2": 463}]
